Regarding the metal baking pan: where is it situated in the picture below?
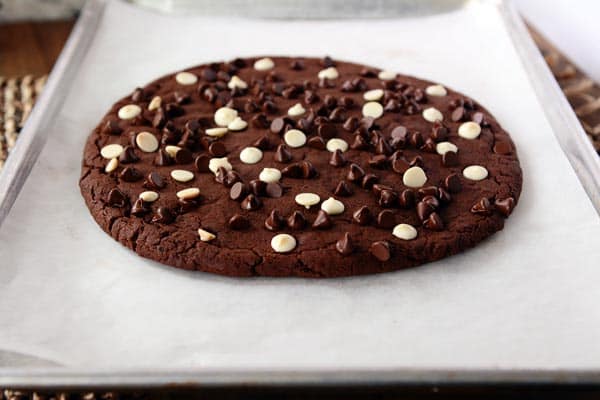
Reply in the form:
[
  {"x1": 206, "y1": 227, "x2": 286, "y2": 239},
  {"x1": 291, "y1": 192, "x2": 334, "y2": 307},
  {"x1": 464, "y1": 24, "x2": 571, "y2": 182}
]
[{"x1": 1, "y1": 0, "x2": 600, "y2": 388}]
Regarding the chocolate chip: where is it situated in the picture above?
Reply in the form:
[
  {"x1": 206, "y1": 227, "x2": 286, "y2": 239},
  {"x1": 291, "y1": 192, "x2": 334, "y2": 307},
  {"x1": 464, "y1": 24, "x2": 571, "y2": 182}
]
[
  {"x1": 370, "y1": 241, "x2": 391, "y2": 262},
  {"x1": 317, "y1": 123, "x2": 337, "y2": 140},
  {"x1": 215, "y1": 167, "x2": 228, "y2": 185},
  {"x1": 119, "y1": 146, "x2": 139, "y2": 164},
  {"x1": 444, "y1": 173, "x2": 462, "y2": 193},
  {"x1": 265, "y1": 182, "x2": 283, "y2": 198},
  {"x1": 252, "y1": 135, "x2": 271, "y2": 151},
  {"x1": 379, "y1": 189, "x2": 398, "y2": 208},
  {"x1": 230, "y1": 182, "x2": 249, "y2": 201},
  {"x1": 174, "y1": 91, "x2": 191, "y2": 105},
  {"x1": 329, "y1": 106, "x2": 346, "y2": 122},
  {"x1": 224, "y1": 170, "x2": 242, "y2": 188},
  {"x1": 178, "y1": 197, "x2": 200, "y2": 213},
  {"x1": 228, "y1": 214, "x2": 250, "y2": 230},
  {"x1": 175, "y1": 148, "x2": 193, "y2": 164},
  {"x1": 290, "y1": 59, "x2": 305, "y2": 70},
  {"x1": 417, "y1": 201, "x2": 435, "y2": 222},
  {"x1": 329, "y1": 149, "x2": 346, "y2": 167},
  {"x1": 262, "y1": 100, "x2": 278, "y2": 114},
  {"x1": 322, "y1": 55, "x2": 335, "y2": 67},
  {"x1": 422, "y1": 195, "x2": 440, "y2": 209},
  {"x1": 377, "y1": 210, "x2": 395, "y2": 229},
  {"x1": 493, "y1": 142, "x2": 512, "y2": 155},
  {"x1": 361, "y1": 173, "x2": 379, "y2": 189},
  {"x1": 102, "y1": 120, "x2": 122, "y2": 135},
  {"x1": 423, "y1": 212, "x2": 444, "y2": 230},
  {"x1": 431, "y1": 122, "x2": 449, "y2": 141},
  {"x1": 353, "y1": 206, "x2": 372, "y2": 225},
  {"x1": 287, "y1": 211, "x2": 306, "y2": 230},
  {"x1": 369, "y1": 155, "x2": 388, "y2": 169},
  {"x1": 131, "y1": 198, "x2": 150, "y2": 216},
  {"x1": 147, "y1": 206, "x2": 174, "y2": 224},
  {"x1": 241, "y1": 194, "x2": 262, "y2": 211},
  {"x1": 155, "y1": 149, "x2": 173, "y2": 166},
  {"x1": 144, "y1": 172, "x2": 166, "y2": 190},
  {"x1": 438, "y1": 188, "x2": 452, "y2": 204},
  {"x1": 249, "y1": 179, "x2": 267, "y2": 196},
  {"x1": 312, "y1": 210, "x2": 333, "y2": 230},
  {"x1": 307, "y1": 136, "x2": 326, "y2": 150},
  {"x1": 375, "y1": 137, "x2": 393, "y2": 155},
  {"x1": 410, "y1": 132, "x2": 424, "y2": 148},
  {"x1": 371, "y1": 183, "x2": 392, "y2": 197},
  {"x1": 418, "y1": 186, "x2": 438, "y2": 198},
  {"x1": 209, "y1": 141, "x2": 227, "y2": 157},
  {"x1": 274, "y1": 144, "x2": 293, "y2": 163},
  {"x1": 270, "y1": 117, "x2": 286, "y2": 134},
  {"x1": 351, "y1": 134, "x2": 370, "y2": 150},
  {"x1": 471, "y1": 197, "x2": 493, "y2": 215},
  {"x1": 300, "y1": 161, "x2": 318, "y2": 179},
  {"x1": 336, "y1": 233, "x2": 354, "y2": 256},
  {"x1": 442, "y1": 151, "x2": 459, "y2": 167},
  {"x1": 281, "y1": 163, "x2": 303, "y2": 178},
  {"x1": 251, "y1": 113, "x2": 269, "y2": 129},
  {"x1": 119, "y1": 167, "x2": 142, "y2": 182},
  {"x1": 494, "y1": 197, "x2": 515, "y2": 217},
  {"x1": 194, "y1": 154, "x2": 210, "y2": 172},
  {"x1": 264, "y1": 210, "x2": 284, "y2": 231},
  {"x1": 388, "y1": 150, "x2": 403, "y2": 163},
  {"x1": 420, "y1": 138, "x2": 437, "y2": 153},
  {"x1": 202, "y1": 68, "x2": 217, "y2": 82},
  {"x1": 107, "y1": 188, "x2": 127, "y2": 207},
  {"x1": 332, "y1": 181, "x2": 352, "y2": 197},
  {"x1": 304, "y1": 90, "x2": 319, "y2": 104},
  {"x1": 165, "y1": 103, "x2": 184, "y2": 118},
  {"x1": 347, "y1": 163, "x2": 365, "y2": 183},
  {"x1": 409, "y1": 155, "x2": 424, "y2": 167},
  {"x1": 398, "y1": 189, "x2": 415, "y2": 208}
]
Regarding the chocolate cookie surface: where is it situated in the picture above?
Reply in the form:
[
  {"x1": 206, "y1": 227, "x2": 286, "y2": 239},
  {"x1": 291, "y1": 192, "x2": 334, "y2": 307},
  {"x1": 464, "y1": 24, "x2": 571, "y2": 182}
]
[{"x1": 79, "y1": 56, "x2": 522, "y2": 277}]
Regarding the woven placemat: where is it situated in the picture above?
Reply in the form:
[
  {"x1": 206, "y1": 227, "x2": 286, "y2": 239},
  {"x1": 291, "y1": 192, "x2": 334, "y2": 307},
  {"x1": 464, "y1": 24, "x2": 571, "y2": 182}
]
[{"x1": 1, "y1": 25, "x2": 600, "y2": 400}]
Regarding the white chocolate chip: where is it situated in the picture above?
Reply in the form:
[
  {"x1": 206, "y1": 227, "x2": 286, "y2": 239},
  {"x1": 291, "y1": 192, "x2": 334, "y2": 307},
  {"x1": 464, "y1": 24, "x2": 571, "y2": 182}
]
[
  {"x1": 100, "y1": 143, "x2": 124, "y2": 159},
  {"x1": 425, "y1": 84, "x2": 447, "y2": 97},
  {"x1": 214, "y1": 106, "x2": 238, "y2": 127},
  {"x1": 287, "y1": 103, "x2": 306, "y2": 117},
  {"x1": 227, "y1": 116, "x2": 248, "y2": 131},
  {"x1": 362, "y1": 101, "x2": 384, "y2": 119},
  {"x1": 295, "y1": 193, "x2": 321, "y2": 209},
  {"x1": 458, "y1": 121, "x2": 482, "y2": 139},
  {"x1": 227, "y1": 75, "x2": 248, "y2": 90},
  {"x1": 392, "y1": 224, "x2": 418, "y2": 240},
  {"x1": 139, "y1": 191, "x2": 159, "y2": 202},
  {"x1": 105, "y1": 158, "x2": 118, "y2": 173},
  {"x1": 363, "y1": 89, "x2": 384, "y2": 102},
  {"x1": 165, "y1": 145, "x2": 181, "y2": 158},
  {"x1": 463, "y1": 165, "x2": 488, "y2": 181},
  {"x1": 326, "y1": 138, "x2": 348, "y2": 152},
  {"x1": 198, "y1": 228, "x2": 216, "y2": 242},
  {"x1": 435, "y1": 141, "x2": 458, "y2": 155},
  {"x1": 117, "y1": 104, "x2": 141, "y2": 120},
  {"x1": 170, "y1": 169, "x2": 195, "y2": 182},
  {"x1": 321, "y1": 197, "x2": 345, "y2": 215},
  {"x1": 284, "y1": 129, "x2": 307, "y2": 148},
  {"x1": 378, "y1": 70, "x2": 396, "y2": 81},
  {"x1": 254, "y1": 57, "x2": 275, "y2": 71},
  {"x1": 240, "y1": 147, "x2": 263, "y2": 164},
  {"x1": 259, "y1": 167, "x2": 281, "y2": 183},
  {"x1": 271, "y1": 234, "x2": 297, "y2": 253},
  {"x1": 135, "y1": 131, "x2": 159, "y2": 153},
  {"x1": 175, "y1": 71, "x2": 198, "y2": 85},
  {"x1": 422, "y1": 107, "x2": 444, "y2": 123},
  {"x1": 208, "y1": 157, "x2": 232, "y2": 174},
  {"x1": 176, "y1": 187, "x2": 200, "y2": 200},
  {"x1": 403, "y1": 166, "x2": 427, "y2": 188},
  {"x1": 318, "y1": 67, "x2": 339, "y2": 80},
  {"x1": 148, "y1": 96, "x2": 162, "y2": 111},
  {"x1": 205, "y1": 127, "x2": 228, "y2": 137}
]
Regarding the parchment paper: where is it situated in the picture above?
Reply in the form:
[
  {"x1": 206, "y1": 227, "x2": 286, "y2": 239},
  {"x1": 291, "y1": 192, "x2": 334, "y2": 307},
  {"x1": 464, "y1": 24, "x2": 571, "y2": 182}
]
[{"x1": 1, "y1": 0, "x2": 599, "y2": 370}]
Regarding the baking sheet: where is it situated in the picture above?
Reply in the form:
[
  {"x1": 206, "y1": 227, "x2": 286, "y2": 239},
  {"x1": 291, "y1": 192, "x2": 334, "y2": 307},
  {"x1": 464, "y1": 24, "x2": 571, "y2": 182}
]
[{"x1": 1, "y1": 0, "x2": 600, "y2": 379}]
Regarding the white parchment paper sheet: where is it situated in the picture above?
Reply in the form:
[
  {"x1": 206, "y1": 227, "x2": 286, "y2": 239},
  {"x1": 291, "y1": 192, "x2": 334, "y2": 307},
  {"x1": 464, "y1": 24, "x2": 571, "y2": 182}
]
[{"x1": 1, "y1": 0, "x2": 599, "y2": 370}]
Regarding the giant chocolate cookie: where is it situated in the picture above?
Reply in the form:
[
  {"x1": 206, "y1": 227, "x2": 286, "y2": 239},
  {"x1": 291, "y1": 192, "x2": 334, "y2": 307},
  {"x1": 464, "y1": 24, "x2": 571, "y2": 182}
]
[{"x1": 80, "y1": 56, "x2": 522, "y2": 277}]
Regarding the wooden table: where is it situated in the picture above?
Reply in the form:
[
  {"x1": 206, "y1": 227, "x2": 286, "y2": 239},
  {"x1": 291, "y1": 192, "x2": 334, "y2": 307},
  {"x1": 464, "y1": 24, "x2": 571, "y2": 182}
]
[{"x1": 1, "y1": 18, "x2": 599, "y2": 400}]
